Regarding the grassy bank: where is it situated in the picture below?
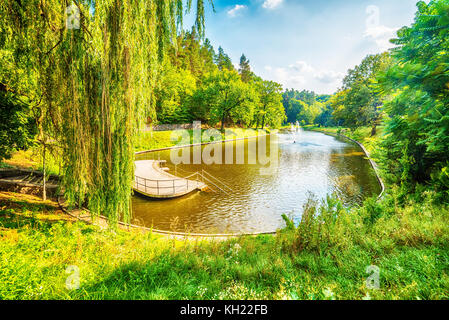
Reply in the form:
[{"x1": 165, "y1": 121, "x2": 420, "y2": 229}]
[
  {"x1": 135, "y1": 128, "x2": 267, "y2": 152},
  {"x1": 304, "y1": 126, "x2": 381, "y2": 154},
  {"x1": 1, "y1": 189, "x2": 448, "y2": 300}
]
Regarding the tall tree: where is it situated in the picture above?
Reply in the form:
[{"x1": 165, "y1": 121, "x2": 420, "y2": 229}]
[
  {"x1": 215, "y1": 46, "x2": 234, "y2": 71},
  {"x1": 282, "y1": 89, "x2": 325, "y2": 125},
  {"x1": 155, "y1": 60, "x2": 197, "y2": 124},
  {"x1": 254, "y1": 79, "x2": 285, "y2": 129},
  {"x1": 333, "y1": 52, "x2": 392, "y2": 134},
  {"x1": 0, "y1": 91, "x2": 36, "y2": 160},
  {"x1": 238, "y1": 54, "x2": 252, "y2": 83}
]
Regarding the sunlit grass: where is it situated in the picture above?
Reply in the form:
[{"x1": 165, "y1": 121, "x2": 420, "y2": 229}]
[
  {"x1": 135, "y1": 128, "x2": 266, "y2": 152},
  {"x1": 0, "y1": 189, "x2": 447, "y2": 300},
  {"x1": 1, "y1": 148, "x2": 60, "y2": 175},
  {"x1": 305, "y1": 125, "x2": 384, "y2": 155}
]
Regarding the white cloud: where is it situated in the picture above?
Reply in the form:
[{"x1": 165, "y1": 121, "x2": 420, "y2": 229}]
[
  {"x1": 263, "y1": 66, "x2": 306, "y2": 88},
  {"x1": 288, "y1": 61, "x2": 315, "y2": 73},
  {"x1": 313, "y1": 70, "x2": 344, "y2": 84},
  {"x1": 227, "y1": 5, "x2": 247, "y2": 17},
  {"x1": 364, "y1": 25, "x2": 398, "y2": 51},
  {"x1": 262, "y1": 0, "x2": 283, "y2": 10},
  {"x1": 263, "y1": 61, "x2": 344, "y2": 92}
]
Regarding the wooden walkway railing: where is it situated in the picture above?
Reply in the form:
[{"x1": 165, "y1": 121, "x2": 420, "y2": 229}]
[{"x1": 134, "y1": 172, "x2": 203, "y2": 197}]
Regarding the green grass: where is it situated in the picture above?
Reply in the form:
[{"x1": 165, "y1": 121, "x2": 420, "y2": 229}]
[
  {"x1": 1, "y1": 189, "x2": 448, "y2": 300},
  {"x1": 0, "y1": 148, "x2": 61, "y2": 176}
]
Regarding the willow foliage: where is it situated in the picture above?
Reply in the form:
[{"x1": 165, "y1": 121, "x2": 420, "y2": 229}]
[{"x1": 0, "y1": 0, "x2": 210, "y2": 224}]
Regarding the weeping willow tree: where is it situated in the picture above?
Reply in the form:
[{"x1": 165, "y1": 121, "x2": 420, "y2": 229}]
[{"x1": 0, "y1": 0, "x2": 211, "y2": 224}]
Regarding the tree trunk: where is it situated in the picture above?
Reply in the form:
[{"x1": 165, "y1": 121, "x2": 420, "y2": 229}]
[
  {"x1": 261, "y1": 114, "x2": 266, "y2": 130},
  {"x1": 221, "y1": 113, "x2": 225, "y2": 131},
  {"x1": 371, "y1": 124, "x2": 377, "y2": 137},
  {"x1": 42, "y1": 143, "x2": 47, "y2": 201}
]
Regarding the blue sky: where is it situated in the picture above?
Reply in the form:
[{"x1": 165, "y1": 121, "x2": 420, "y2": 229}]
[{"x1": 185, "y1": 0, "x2": 423, "y2": 94}]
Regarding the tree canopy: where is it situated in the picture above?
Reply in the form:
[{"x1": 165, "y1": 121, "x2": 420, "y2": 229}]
[
  {"x1": 238, "y1": 54, "x2": 252, "y2": 83},
  {"x1": 192, "y1": 69, "x2": 258, "y2": 130},
  {"x1": 331, "y1": 52, "x2": 392, "y2": 134},
  {"x1": 378, "y1": 0, "x2": 449, "y2": 194},
  {"x1": 282, "y1": 89, "x2": 327, "y2": 125}
]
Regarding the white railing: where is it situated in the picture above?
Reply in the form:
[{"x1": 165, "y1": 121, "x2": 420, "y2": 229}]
[
  {"x1": 134, "y1": 170, "x2": 232, "y2": 196},
  {"x1": 134, "y1": 172, "x2": 199, "y2": 196}
]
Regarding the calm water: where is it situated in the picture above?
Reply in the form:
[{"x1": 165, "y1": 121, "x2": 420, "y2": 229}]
[{"x1": 132, "y1": 130, "x2": 381, "y2": 234}]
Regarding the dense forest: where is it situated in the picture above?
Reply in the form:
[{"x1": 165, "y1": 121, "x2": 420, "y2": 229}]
[
  {"x1": 282, "y1": 89, "x2": 331, "y2": 126},
  {"x1": 153, "y1": 29, "x2": 285, "y2": 129}
]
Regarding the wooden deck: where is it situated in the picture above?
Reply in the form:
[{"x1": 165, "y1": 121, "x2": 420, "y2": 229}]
[{"x1": 133, "y1": 160, "x2": 206, "y2": 199}]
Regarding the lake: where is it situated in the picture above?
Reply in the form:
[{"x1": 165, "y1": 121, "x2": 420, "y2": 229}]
[{"x1": 132, "y1": 130, "x2": 381, "y2": 234}]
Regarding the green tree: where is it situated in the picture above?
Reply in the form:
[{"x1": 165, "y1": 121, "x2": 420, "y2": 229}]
[
  {"x1": 193, "y1": 69, "x2": 258, "y2": 130},
  {"x1": 378, "y1": 0, "x2": 449, "y2": 193},
  {"x1": 215, "y1": 46, "x2": 234, "y2": 71},
  {"x1": 329, "y1": 90, "x2": 349, "y2": 126},
  {"x1": 238, "y1": 54, "x2": 252, "y2": 83},
  {"x1": 0, "y1": 33, "x2": 38, "y2": 161},
  {"x1": 0, "y1": 90, "x2": 36, "y2": 160},
  {"x1": 315, "y1": 104, "x2": 336, "y2": 127},
  {"x1": 0, "y1": 0, "x2": 211, "y2": 223},
  {"x1": 254, "y1": 79, "x2": 285, "y2": 129},
  {"x1": 333, "y1": 52, "x2": 391, "y2": 134},
  {"x1": 282, "y1": 89, "x2": 325, "y2": 125},
  {"x1": 297, "y1": 100, "x2": 324, "y2": 125},
  {"x1": 155, "y1": 61, "x2": 197, "y2": 124},
  {"x1": 169, "y1": 29, "x2": 217, "y2": 80}
]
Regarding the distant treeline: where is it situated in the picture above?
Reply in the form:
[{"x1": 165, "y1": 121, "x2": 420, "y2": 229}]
[
  {"x1": 282, "y1": 89, "x2": 332, "y2": 126},
  {"x1": 281, "y1": 52, "x2": 390, "y2": 132}
]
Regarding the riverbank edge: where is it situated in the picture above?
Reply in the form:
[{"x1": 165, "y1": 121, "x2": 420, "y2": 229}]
[
  {"x1": 303, "y1": 127, "x2": 385, "y2": 200},
  {"x1": 57, "y1": 195, "x2": 279, "y2": 240},
  {"x1": 135, "y1": 130, "x2": 271, "y2": 155}
]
